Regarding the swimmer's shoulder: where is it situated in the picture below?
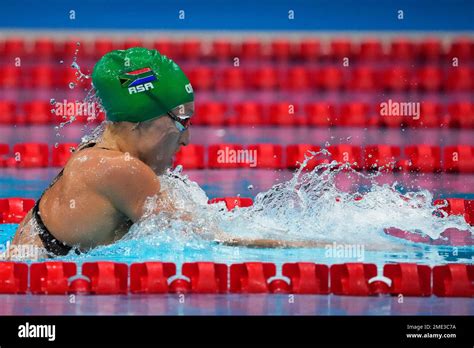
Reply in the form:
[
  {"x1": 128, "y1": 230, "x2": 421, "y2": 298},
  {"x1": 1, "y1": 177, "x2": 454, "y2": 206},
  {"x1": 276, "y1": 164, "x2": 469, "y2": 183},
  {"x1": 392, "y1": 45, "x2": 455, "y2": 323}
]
[{"x1": 66, "y1": 148, "x2": 160, "y2": 192}]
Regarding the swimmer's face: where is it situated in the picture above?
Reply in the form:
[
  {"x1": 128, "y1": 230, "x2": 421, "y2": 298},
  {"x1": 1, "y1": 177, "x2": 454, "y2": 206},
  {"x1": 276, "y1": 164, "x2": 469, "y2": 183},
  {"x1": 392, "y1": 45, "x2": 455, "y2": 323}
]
[{"x1": 135, "y1": 101, "x2": 194, "y2": 174}]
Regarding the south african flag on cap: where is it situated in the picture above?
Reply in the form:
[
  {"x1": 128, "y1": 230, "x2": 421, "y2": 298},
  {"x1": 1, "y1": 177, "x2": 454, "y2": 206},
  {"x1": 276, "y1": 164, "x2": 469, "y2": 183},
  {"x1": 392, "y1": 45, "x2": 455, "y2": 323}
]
[
  {"x1": 119, "y1": 67, "x2": 157, "y2": 88},
  {"x1": 92, "y1": 47, "x2": 194, "y2": 123}
]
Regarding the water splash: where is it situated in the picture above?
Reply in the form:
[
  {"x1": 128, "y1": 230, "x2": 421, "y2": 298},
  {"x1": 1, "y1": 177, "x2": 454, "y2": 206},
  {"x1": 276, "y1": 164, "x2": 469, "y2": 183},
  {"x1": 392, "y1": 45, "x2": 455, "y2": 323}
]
[{"x1": 63, "y1": 150, "x2": 473, "y2": 265}]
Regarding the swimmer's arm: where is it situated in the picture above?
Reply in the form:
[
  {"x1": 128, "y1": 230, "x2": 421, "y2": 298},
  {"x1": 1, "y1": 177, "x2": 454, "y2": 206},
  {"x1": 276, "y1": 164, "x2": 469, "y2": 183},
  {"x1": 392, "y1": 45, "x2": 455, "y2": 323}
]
[
  {"x1": 216, "y1": 237, "x2": 327, "y2": 249},
  {"x1": 97, "y1": 157, "x2": 171, "y2": 222}
]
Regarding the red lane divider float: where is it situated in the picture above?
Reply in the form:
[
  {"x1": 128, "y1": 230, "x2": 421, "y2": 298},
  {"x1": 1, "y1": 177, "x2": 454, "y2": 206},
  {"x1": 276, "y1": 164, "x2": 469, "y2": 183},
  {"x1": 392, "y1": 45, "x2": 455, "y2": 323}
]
[
  {"x1": 208, "y1": 197, "x2": 253, "y2": 210},
  {"x1": 330, "y1": 263, "x2": 379, "y2": 296},
  {"x1": 282, "y1": 262, "x2": 329, "y2": 294},
  {"x1": 230, "y1": 262, "x2": 277, "y2": 293},
  {"x1": 130, "y1": 262, "x2": 176, "y2": 294},
  {"x1": 0, "y1": 261, "x2": 472, "y2": 297},
  {"x1": 82, "y1": 262, "x2": 128, "y2": 295},
  {"x1": 0, "y1": 198, "x2": 35, "y2": 223},
  {"x1": 182, "y1": 262, "x2": 228, "y2": 293},
  {"x1": 384, "y1": 263, "x2": 432, "y2": 296},
  {"x1": 433, "y1": 264, "x2": 474, "y2": 297},
  {"x1": 3, "y1": 143, "x2": 474, "y2": 173},
  {"x1": 30, "y1": 261, "x2": 77, "y2": 294},
  {"x1": 0, "y1": 262, "x2": 28, "y2": 294}
]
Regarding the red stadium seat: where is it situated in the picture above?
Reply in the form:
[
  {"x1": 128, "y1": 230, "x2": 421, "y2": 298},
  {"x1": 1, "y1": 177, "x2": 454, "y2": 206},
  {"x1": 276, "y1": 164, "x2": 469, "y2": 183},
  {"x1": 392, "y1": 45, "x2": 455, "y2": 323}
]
[
  {"x1": 81, "y1": 262, "x2": 128, "y2": 294},
  {"x1": 182, "y1": 262, "x2": 228, "y2": 293},
  {"x1": 447, "y1": 102, "x2": 474, "y2": 128},
  {"x1": 446, "y1": 67, "x2": 472, "y2": 91},
  {"x1": 282, "y1": 263, "x2": 329, "y2": 294},
  {"x1": 217, "y1": 67, "x2": 246, "y2": 90},
  {"x1": 239, "y1": 38, "x2": 263, "y2": 60},
  {"x1": 33, "y1": 38, "x2": 56, "y2": 59},
  {"x1": 52, "y1": 143, "x2": 78, "y2": 167},
  {"x1": 59, "y1": 66, "x2": 89, "y2": 89},
  {"x1": 409, "y1": 101, "x2": 443, "y2": 128},
  {"x1": 152, "y1": 39, "x2": 178, "y2": 58},
  {"x1": 230, "y1": 262, "x2": 276, "y2": 293},
  {"x1": 314, "y1": 66, "x2": 345, "y2": 90},
  {"x1": 211, "y1": 39, "x2": 235, "y2": 60},
  {"x1": 443, "y1": 145, "x2": 474, "y2": 173},
  {"x1": 382, "y1": 67, "x2": 412, "y2": 91},
  {"x1": 327, "y1": 145, "x2": 363, "y2": 169},
  {"x1": 358, "y1": 39, "x2": 383, "y2": 61},
  {"x1": 305, "y1": 102, "x2": 336, "y2": 127},
  {"x1": 0, "y1": 144, "x2": 9, "y2": 166},
  {"x1": 2, "y1": 38, "x2": 25, "y2": 57},
  {"x1": 174, "y1": 144, "x2": 205, "y2": 169},
  {"x1": 337, "y1": 102, "x2": 369, "y2": 127},
  {"x1": 376, "y1": 100, "x2": 411, "y2": 128},
  {"x1": 180, "y1": 39, "x2": 202, "y2": 60},
  {"x1": 419, "y1": 38, "x2": 443, "y2": 60},
  {"x1": 347, "y1": 67, "x2": 378, "y2": 91},
  {"x1": 404, "y1": 145, "x2": 442, "y2": 172},
  {"x1": 247, "y1": 144, "x2": 283, "y2": 169},
  {"x1": 286, "y1": 144, "x2": 326, "y2": 170},
  {"x1": 12, "y1": 143, "x2": 49, "y2": 168},
  {"x1": 282, "y1": 67, "x2": 310, "y2": 91},
  {"x1": 130, "y1": 262, "x2": 176, "y2": 294},
  {"x1": 29, "y1": 65, "x2": 56, "y2": 88},
  {"x1": 330, "y1": 263, "x2": 378, "y2": 296},
  {"x1": 188, "y1": 67, "x2": 214, "y2": 91},
  {"x1": 297, "y1": 39, "x2": 321, "y2": 61},
  {"x1": 193, "y1": 101, "x2": 227, "y2": 125},
  {"x1": 416, "y1": 66, "x2": 443, "y2": 91},
  {"x1": 384, "y1": 263, "x2": 432, "y2": 296},
  {"x1": 447, "y1": 37, "x2": 473, "y2": 61},
  {"x1": 0, "y1": 65, "x2": 22, "y2": 88},
  {"x1": 122, "y1": 38, "x2": 144, "y2": 49},
  {"x1": 58, "y1": 38, "x2": 87, "y2": 60},
  {"x1": 227, "y1": 101, "x2": 265, "y2": 126},
  {"x1": 389, "y1": 38, "x2": 417, "y2": 61},
  {"x1": 92, "y1": 38, "x2": 115, "y2": 59},
  {"x1": 271, "y1": 39, "x2": 293, "y2": 60},
  {"x1": 208, "y1": 144, "x2": 245, "y2": 168},
  {"x1": 252, "y1": 67, "x2": 279, "y2": 90},
  {"x1": 330, "y1": 38, "x2": 353, "y2": 60},
  {"x1": 364, "y1": 145, "x2": 401, "y2": 171},
  {"x1": 0, "y1": 101, "x2": 17, "y2": 124},
  {"x1": 268, "y1": 102, "x2": 304, "y2": 126},
  {"x1": 0, "y1": 198, "x2": 35, "y2": 223},
  {"x1": 23, "y1": 101, "x2": 53, "y2": 124}
]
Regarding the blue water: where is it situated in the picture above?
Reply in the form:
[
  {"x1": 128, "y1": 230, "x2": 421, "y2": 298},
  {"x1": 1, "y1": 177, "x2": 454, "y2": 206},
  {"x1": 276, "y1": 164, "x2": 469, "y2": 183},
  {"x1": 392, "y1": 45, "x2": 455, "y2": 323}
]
[{"x1": 1, "y1": 160, "x2": 473, "y2": 266}]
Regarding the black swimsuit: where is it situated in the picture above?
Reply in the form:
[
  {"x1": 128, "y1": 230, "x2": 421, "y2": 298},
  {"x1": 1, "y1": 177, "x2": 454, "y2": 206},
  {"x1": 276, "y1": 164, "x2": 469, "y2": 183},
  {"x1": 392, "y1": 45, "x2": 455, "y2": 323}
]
[{"x1": 33, "y1": 142, "x2": 113, "y2": 257}]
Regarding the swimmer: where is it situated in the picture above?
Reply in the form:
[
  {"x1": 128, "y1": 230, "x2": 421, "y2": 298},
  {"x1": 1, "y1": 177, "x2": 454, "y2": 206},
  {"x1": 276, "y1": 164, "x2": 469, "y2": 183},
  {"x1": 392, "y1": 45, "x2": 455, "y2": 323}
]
[{"x1": 10, "y1": 47, "x2": 318, "y2": 259}]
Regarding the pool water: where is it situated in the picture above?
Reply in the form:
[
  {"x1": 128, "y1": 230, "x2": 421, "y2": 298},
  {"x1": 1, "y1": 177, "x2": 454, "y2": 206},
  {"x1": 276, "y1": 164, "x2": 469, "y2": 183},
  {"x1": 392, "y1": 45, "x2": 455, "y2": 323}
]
[{"x1": 1, "y1": 143, "x2": 473, "y2": 266}]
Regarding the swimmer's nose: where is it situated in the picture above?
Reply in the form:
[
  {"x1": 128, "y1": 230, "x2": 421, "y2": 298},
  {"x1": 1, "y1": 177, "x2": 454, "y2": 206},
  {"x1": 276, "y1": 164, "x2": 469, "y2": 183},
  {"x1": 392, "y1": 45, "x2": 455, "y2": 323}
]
[{"x1": 180, "y1": 129, "x2": 190, "y2": 147}]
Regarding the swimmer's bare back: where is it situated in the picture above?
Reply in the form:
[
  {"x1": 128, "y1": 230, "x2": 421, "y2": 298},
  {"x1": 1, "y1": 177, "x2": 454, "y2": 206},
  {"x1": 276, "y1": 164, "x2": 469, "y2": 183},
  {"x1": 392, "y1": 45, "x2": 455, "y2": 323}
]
[{"x1": 12, "y1": 145, "x2": 162, "y2": 251}]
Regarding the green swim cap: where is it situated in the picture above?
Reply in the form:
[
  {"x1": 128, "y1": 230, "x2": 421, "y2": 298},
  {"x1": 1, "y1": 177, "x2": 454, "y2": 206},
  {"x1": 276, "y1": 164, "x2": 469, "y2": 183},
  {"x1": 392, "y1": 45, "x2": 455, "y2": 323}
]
[{"x1": 92, "y1": 47, "x2": 194, "y2": 123}]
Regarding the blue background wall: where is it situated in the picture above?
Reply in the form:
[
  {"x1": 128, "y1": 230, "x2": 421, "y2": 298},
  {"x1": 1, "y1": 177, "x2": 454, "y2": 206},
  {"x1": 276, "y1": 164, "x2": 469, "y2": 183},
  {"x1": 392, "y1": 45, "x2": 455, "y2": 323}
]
[{"x1": 1, "y1": 0, "x2": 473, "y2": 31}]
